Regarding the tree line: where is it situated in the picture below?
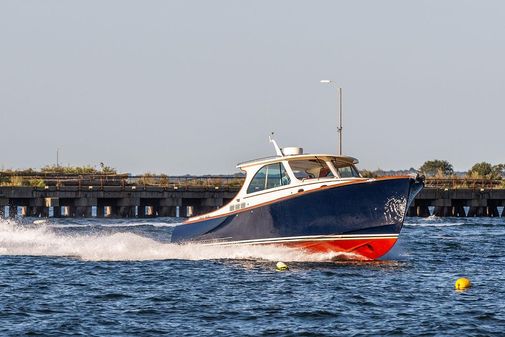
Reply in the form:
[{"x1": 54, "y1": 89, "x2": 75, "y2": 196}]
[
  {"x1": 418, "y1": 160, "x2": 504, "y2": 179},
  {"x1": 361, "y1": 160, "x2": 504, "y2": 179}
]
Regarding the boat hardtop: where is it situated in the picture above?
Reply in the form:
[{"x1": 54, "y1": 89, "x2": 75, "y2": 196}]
[{"x1": 236, "y1": 153, "x2": 359, "y2": 169}]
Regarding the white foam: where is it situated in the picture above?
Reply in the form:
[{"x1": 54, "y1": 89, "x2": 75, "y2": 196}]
[
  {"x1": 0, "y1": 219, "x2": 359, "y2": 262},
  {"x1": 99, "y1": 222, "x2": 177, "y2": 228},
  {"x1": 43, "y1": 222, "x2": 181, "y2": 229},
  {"x1": 404, "y1": 222, "x2": 466, "y2": 227},
  {"x1": 47, "y1": 224, "x2": 87, "y2": 229},
  {"x1": 151, "y1": 223, "x2": 180, "y2": 228}
]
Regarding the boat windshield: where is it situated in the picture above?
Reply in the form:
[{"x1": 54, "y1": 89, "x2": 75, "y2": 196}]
[
  {"x1": 288, "y1": 159, "x2": 334, "y2": 180},
  {"x1": 247, "y1": 163, "x2": 291, "y2": 194},
  {"x1": 331, "y1": 159, "x2": 361, "y2": 178}
]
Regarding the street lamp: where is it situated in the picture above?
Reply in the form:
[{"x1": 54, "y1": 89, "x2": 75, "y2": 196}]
[{"x1": 320, "y1": 80, "x2": 343, "y2": 156}]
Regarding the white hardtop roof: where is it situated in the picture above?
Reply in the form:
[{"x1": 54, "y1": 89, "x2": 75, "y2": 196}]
[{"x1": 237, "y1": 154, "x2": 359, "y2": 169}]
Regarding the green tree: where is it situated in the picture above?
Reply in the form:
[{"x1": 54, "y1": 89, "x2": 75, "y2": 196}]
[
  {"x1": 41, "y1": 164, "x2": 117, "y2": 175},
  {"x1": 494, "y1": 164, "x2": 505, "y2": 178},
  {"x1": 360, "y1": 169, "x2": 377, "y2": 178},
  {"x1": 99, "y1": 162, "x2": 117, "y2": 174},
  {"x1": 419, "y1": 160, "x2": 454, "y2": 177},
  {"x1": 468, "y1": 162, "x2": 504, "y2": 179}
]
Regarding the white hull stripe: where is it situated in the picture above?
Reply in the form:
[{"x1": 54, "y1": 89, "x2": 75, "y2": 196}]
[{"x1": 199, "y1": 233, "x2": 399, "y2": 246}]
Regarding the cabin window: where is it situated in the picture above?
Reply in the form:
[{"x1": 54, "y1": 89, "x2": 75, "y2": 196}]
[
  {"x1": 288, "y1": 159, "x2": 334, "y2": 180},
  {"x1": 331, "y1": 160, "x2": 360, "y2": 178},
  {"x1": 247, "y1": 163, "x2": 290, "y2": 194}
]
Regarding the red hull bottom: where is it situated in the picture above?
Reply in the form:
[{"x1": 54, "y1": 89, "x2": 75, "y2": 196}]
[{"x1": 280, "y1": 238, "x2": 398, "y2": 260}]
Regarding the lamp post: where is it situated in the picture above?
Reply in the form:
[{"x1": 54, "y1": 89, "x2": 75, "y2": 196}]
[{"x1": 320, "y1": 80, "x2": 343, "y2": 156}]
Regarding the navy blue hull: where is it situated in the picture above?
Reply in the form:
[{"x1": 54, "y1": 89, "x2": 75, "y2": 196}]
[{"x1": 171, "y1": 177, "x2": 423, "y2": 243}]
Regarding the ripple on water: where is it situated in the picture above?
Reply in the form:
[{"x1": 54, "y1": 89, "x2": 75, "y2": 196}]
[{"x1": 0, "y1": 217, "x2": 504, "y2": 336}]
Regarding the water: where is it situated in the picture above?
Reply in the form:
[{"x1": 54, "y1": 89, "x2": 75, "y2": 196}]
[{"x1": 0, "y1": 217, "x2": 504, "y2": 336}]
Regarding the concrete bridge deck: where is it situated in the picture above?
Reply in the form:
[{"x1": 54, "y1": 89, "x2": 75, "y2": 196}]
[
  {"x1": 1, "y1": 184, "x2": 505, "y2": 218},
  {"x1": 0, "y1": 186, "x2": 238, "y2": 218}
]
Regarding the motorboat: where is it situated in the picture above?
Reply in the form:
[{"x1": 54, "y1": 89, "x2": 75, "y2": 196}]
[{"x1": 171, "y1": 137, "x2": 424, "y2": 260}]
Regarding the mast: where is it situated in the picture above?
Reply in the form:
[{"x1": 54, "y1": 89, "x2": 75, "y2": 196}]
[{"x1": 269, "y1": 132, "x2": 284, "y2": 156}]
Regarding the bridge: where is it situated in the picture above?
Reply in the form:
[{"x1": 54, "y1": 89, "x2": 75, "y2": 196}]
[
  {"x1": 409, "y1": 188, "x2": 505, "y2": 217},
  {"x1": 0, "y1": 174, "x2": 504, "y2": 218}
]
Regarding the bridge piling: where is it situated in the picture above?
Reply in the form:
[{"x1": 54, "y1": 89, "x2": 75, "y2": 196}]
[
  {"x1": 96, "y1": 206, "x2": 104, "y2": 218},
  {"x1": 118, "y1": 206, "x2": 135, "y2": 218},
  {"x1": 75, "y1": 206, "x2": 92, "y2": 217},
  {"x1": 8, "y1": 205, "x2": 17, "y2": 218},
  {"x1": 453, "y1": 204, "x2": 466, "y2": 217},
  {"x1": 408, "y1": 205, "x2": 428, "y2": 217},
  {"x1": 137, "y1": 205, "x2": 146, "y2": 218},
  {"x1": 53, "y1": 206, "x2": 62, "y2": 218}
]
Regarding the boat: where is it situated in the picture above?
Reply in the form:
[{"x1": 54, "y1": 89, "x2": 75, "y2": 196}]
[{"x1": 171, "y1": 137, "x2": 424, "y2": 260}]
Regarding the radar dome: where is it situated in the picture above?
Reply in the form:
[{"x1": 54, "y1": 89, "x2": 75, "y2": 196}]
[{"x1": 282, "y1": 147, "x2": 303, "y2": 156}]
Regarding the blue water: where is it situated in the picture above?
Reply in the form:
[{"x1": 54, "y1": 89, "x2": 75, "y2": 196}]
[{"x1": 0, "y1": 217, "x2": 504, "y2": 336}]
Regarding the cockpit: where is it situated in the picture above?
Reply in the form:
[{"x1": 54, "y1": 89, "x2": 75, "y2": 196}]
[{"x1": 289, "y1": 159, "x2": 334, "y2": 180}]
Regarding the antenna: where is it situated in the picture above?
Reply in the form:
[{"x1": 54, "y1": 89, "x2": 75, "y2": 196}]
[{"x1": 269, "y1": 132, "x2": 284, "y2": 156}]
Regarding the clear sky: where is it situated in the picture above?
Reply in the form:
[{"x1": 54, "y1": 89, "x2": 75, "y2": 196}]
[{"x1": 1, "y1": 1, "x2": 504, "y2": 175}]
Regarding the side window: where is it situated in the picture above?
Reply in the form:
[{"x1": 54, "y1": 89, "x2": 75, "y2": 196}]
[
  {"x1": 247, "y1": 166, "x2": 267, "y2": 193},
  {"x1": 332, "y1": 160, "x2": 361, "y2": 178},
  {"x1": 247, "y1": 163, "x2": 290, "y2": 194},
  {"x1": 337, "y1": 166, "x2": 353, "y2": 178}
]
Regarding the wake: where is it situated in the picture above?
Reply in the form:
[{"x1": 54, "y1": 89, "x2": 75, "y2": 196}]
[{"x1": 0, "y1": 220, "x2": 361, "y2": 262}]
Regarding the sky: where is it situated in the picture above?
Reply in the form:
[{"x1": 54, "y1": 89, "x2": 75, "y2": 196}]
[{"x1": 0, "y1": 1, "x2": 504, "y2": 175}]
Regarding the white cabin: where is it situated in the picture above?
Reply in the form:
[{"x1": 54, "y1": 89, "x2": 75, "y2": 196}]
[{"x1": 186, "y1": 146, "x2": 367, "y2": 223}]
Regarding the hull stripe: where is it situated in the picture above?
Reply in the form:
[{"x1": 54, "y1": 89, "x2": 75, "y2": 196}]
[{"x1": 198, "y1": 233, "x2": 399, "y2": 246}]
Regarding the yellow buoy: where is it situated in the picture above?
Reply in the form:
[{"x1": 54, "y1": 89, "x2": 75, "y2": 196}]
[
  {"x1": 276, "y1": 261, "x2": 289, "y2": 271},
  {"x1": 455, "y1": 277, "x2": 472, "y2": 290}
]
